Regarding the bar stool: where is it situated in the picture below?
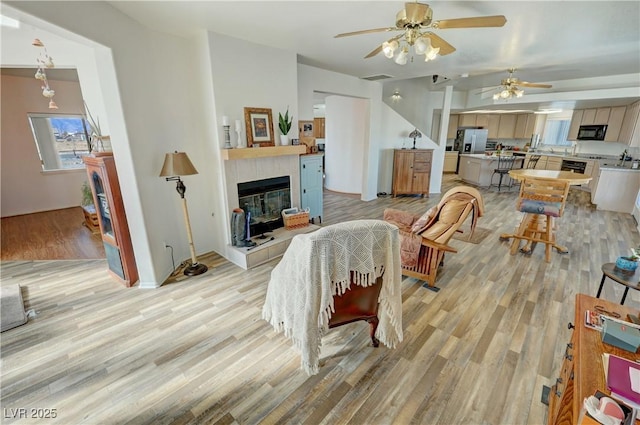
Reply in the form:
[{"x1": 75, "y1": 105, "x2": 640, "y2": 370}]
[{"x1": 491, "y1": 155, "x2": 517, "y2": 191}]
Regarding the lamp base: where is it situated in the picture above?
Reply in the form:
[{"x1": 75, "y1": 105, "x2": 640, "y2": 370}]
[{"x1": 184, "y1": 262, "x2": 208, "y2": 276}]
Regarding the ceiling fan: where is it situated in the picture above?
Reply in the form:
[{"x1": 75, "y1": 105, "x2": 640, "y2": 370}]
[
  {"x1": 334, "y1": 2, "x2": 507, "y2": 64},
  {"x1": 485, "y1": 68, "x2": 553, "y2": 100}
]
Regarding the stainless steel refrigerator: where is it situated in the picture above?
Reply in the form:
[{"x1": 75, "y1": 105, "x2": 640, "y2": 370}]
[{"x1": 455, "y1": 128, "x2": 489, "y2": 154}]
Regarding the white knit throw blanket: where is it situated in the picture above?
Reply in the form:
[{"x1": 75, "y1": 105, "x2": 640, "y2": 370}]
[{"x1": 262, "y1": 219, "x2": 403, "y2": 375}]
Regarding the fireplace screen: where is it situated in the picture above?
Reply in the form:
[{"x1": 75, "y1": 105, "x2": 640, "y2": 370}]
[{"x1": 238, "y1": 176, "x2": 291, "y2": 237}]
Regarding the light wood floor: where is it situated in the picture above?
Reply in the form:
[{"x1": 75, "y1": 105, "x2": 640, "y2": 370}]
[
  {"x1": 2, "y1": 175, "x2": 639, "y2": 425},
  {"x1": 1, "y1": 207, "x2": 105, "y2": 261}
]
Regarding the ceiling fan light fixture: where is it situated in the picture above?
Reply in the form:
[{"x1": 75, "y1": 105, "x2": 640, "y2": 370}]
[
  {"x1": 515, "y1": 88, "x2": 524, "y2": 98},
  {"x1": 425, "y1": 45, "x2": 439, "y2": 61},
  {"x1": 382, "y1": 40, "x2": 398, "y2": 58},
  {"x1": 414, "y1": 36, "x2": 429, "y2": 54},
  {"x1": 493, "y1": 93, "x2": 500, "y2": 100},
  {"x1": 395, "y1": 47, "x2": 409, "y2": 65},
  {"x1": 500, "y1": 89, "x2": 511, "y2": 99}
]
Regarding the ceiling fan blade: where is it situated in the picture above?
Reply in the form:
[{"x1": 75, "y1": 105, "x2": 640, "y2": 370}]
[
  {"x1": 434, "y1": 15, "x2": 507, "y2": 29},
  {"x1": 519, "y1": 82, "x2": 553, "y2": 88},
  {"x1": 403, "y1": 2, "x2": 432, "y2": 25},
  {"x1": 364, "y1": 45, "x2": 384, "y2": 59},
  {"x1": 364, "y1": 34, "x2": 403, "y2": 58},
  {"x1": 335, "y1": 27, "x2": 398, "y2": 38},
  {"x1": 424, "y1": 32, "x2": 456, "y2": 55}
]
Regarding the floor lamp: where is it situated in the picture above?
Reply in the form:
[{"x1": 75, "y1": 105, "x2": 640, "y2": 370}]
[{"x1": 159, "y1": 151, "x2": 208, "y2": 276}]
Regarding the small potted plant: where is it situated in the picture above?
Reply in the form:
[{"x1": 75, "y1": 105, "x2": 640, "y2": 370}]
[
  {"x1": 278, "y1": 107, "x2": 293, "y2": 146},
  {"x1": 615, "y1": 246, "x2": 640, "y2": 273}
]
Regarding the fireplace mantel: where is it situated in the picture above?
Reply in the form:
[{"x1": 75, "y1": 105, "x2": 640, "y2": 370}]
[{"x1": 221, "y1": 145, "x2": 306, "y2": 160}]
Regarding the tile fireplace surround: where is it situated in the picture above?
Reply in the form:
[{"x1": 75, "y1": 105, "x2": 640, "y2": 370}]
[{"x1": 222, "y1": 146, "x2": 310, "y2": 269}]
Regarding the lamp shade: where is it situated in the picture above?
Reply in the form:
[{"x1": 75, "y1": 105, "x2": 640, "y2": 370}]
[
  {"x1": 409, "y1": 129, "x2": 422, "y2": 139},
  {"x1": 159, "y1": 151, "x2": 199, "y2": 177}
]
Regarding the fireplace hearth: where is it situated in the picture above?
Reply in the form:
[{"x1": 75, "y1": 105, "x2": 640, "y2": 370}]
[{"x1": 238, "y1": 176, "x2": 291, "y2": 237}]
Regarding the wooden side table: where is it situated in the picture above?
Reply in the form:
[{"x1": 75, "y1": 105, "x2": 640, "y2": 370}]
[{"x1": 596, "y1": 262, "x2": 640, "y2": 305}]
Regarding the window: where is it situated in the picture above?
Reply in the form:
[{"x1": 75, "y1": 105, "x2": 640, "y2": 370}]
[
  {"x1": 542, "y1": 119, "x2": 572, "y2": 146},
  {"x1": 28, "y1": 114, "x2": 91, "y2": 171}
]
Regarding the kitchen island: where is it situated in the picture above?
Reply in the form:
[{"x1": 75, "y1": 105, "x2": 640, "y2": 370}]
[{"x1": 458, "y1": 154, "x2": 524, "y2": 187}]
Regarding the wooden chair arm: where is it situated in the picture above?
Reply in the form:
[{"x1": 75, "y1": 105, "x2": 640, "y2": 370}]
[{"x1": 420, "y1": 237, "x2": 458, "y2": 253}]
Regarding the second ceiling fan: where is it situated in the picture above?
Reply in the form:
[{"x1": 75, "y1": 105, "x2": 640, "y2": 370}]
[
  {"x1": 485, "y1": 68, "x2": 553, "y2": 100},
  {"x1": 334, "y1": 2, "x2": 507, "y2": 64}
]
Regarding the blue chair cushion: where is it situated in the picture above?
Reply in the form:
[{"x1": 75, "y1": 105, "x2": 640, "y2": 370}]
[{"x1": 517, "y1": 199, "x2": 562, "y2": 217}]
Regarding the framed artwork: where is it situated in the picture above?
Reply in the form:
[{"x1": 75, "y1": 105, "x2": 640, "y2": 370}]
[{"x1": 244, "y1": 107, "x2": 274, "y2": 147}]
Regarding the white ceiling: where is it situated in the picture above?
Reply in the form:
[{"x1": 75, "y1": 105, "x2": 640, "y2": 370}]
[
  {"x1": 3, "y1": 1, "x2": 639, "y2": 112},
  {"x1": 107, "y1": 1, "x2": 640, "y2": 92}
]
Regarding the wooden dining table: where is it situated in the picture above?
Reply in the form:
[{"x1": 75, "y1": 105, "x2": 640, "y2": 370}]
[
  {"x1": 500, "y1": 169, "x2": 593, "y2": 258},
  {"x1": 508, "y1": 169, "x2": 593, "y2": 185}
]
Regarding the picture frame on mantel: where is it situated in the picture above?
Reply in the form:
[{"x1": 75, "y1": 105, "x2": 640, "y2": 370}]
[{"x1": 244, "y1": 107, "x2": 274, "y2": 147}]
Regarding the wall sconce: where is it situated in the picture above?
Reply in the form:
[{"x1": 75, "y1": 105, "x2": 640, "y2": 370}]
[
  {"x1": 391, "y1": 91, "x2": 402, "y2": 102},
  {"x1": 32, "y1": 38, "x2": 57, "y2": 109}
]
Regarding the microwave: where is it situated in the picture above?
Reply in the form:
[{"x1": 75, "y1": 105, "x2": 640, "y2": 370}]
[{"x1": 577, "y1": 124, "x2": 607, "y2": 140}]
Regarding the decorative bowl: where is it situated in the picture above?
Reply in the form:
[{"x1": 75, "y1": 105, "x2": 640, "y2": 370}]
[{"x1": 615, "y1": 256, "x2": 638, "y2": 273}]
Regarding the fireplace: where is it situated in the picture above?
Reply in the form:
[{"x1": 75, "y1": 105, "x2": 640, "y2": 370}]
[{"x1": 238, "y1": 176, "x2": 291, "y2": 237}]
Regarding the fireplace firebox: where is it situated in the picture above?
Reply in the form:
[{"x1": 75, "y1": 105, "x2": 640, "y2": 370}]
[{"x1": 238, "y1": 176, "x2": 291, "y2": 237}]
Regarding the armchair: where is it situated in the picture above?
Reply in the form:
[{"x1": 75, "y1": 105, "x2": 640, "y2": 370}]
[{"x1": 384, "y1": 186, "x2": 484, "y2": 290}]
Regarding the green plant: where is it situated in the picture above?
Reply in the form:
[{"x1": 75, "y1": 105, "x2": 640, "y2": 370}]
[
  {"x1": 81, "y1": 181, "x2": 94, "y2": 206},
  {"x1": 278, "y1": 107, "x2": 293, "y2": 135}
]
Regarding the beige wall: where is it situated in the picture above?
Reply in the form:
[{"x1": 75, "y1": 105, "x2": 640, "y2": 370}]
[{"x1": 1, "y1": 73, "x2": 87, "y2": 217}]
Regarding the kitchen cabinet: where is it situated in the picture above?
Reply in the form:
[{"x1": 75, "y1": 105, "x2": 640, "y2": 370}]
[
  {"x1": 619, "y1": 100, "x2": 640, "y2": 147},
  {"x1": 392, "y1": 149, "x2": 432, "y2": 197},
  {"x1": 514, "y1": 114, "x2": 535, "y2": 139},
  {"x1": 595, "y1": 108, "x2": 610, "y2": 124},
  {"x1": 487, "y1": 114, "x2": 501, "y2": 139},
  {"x1": 83, "y1": 153, "x2": 138, "y2": 287},
  {"x1": 458, "y1": 156, "x2": 483, "y2": 185},
  {"x1": 497, "y1": 115, "x2": 516, "y2": 139},
  {"x1": 567, "y1": 110, "x2": 583, "y2": 140},
  {"x1": 569, "y1": 106, "x2": 630, "y2": 142},
  {"x1": 313, "y1": 118, "x2": 325, "y2": 138},
  {"x1": 459, "y1": 114, "x2": 477, "y2": 127},
  {"x1": 591, "y1": 167, "x2": 640, "y2": 213},
  {"x1": 475, "y1": 114, "x2": 489, "y2": 129},
  {"x1": 546, "y1": 156, "x2": 563, "y2": 171},
  {"x1": 443, "y1": 151, "x2": 458, "y2": 173},
  {"x1": 604, "y1": 106, "x2": 626, "y2": 142},
  {"x1": 581, "y1": 108, "x2": 597, "y2": 125},
  {"x1": 300, "y1": 154, "x2": 324, "y2": 223},
  {"x1": 447, "y1": 114, "x2": 459, "y2": 139}
]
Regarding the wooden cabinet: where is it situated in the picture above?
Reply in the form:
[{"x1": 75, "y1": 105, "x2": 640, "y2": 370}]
[
  {"x1": 581, "y1": 108, "x2": 597, "y2": 125},
  {"x1": 546, "y1": 156, "x2": 563, "y2": 171},
  {"x1": 546, "y1": 294, "x2": 639, "y2": 425},
  {"x1": 605, "y1": 106, "x2": 626, "y2": 142},
  {"x1": 459, "y1": 114, "x2": 477, "y2": 127},
  {"x1": 313, "y1": 118, "x2": 325, "y2": 138},
  {"x1": 514, "y1": 114, "x2": 536, "y2": 139},
  {"x1": 475, "y1": 114, "x2": 489, "y2": 130},
  {"x1": 392, "y1": 149, "x2": 432, "y2": 197},
  {"x1": 83, "y1": 153, "x2": 138, "y2": 287},
  {"x1": 595, "y1": 108, "x2": 611, "y2": 124},
  {"x1": 300, "y1": 154, "x2": 323, "y2": 223},
  {"x1": 487, "y1": 114, "x2": 501, "y2": 139},
  {"x1": 497, "y1": 115, "x2": 517, "y2": 139},
  {"x1": 447, "y1": 114, "x2": 459, "y2": 139},
  {"x1": 443, "y1": 151, "x2": 458, "y2": 173},
  {"x1": 620, "y1": 101, "x2": 640, "y2": 147},
  {"x1": 568, "y1": 110, "x2": 584, "y2": 140}
]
